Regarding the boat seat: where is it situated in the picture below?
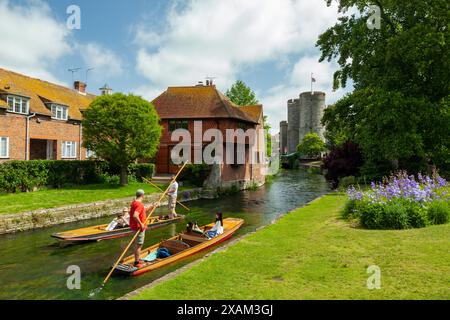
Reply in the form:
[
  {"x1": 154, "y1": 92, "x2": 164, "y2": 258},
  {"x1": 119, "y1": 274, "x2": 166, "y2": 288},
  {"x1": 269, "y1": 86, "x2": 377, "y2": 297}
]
[
  {"x1": 160, "y1": 240, "x2": 190, "y2": 254},
  {"x1": 181, "y1": 233, "x2": 209, "y2": 245}
]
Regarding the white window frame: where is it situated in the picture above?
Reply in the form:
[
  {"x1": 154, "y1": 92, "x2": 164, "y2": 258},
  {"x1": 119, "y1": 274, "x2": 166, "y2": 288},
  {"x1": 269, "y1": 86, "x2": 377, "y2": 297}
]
[
  {"x1": 7, "y1": 95, "x2": 29, "y2": 115},
  {"x1": 0, "y1": 137, "x2": 9, "y2": 159},
  {"x1": 61, "y1": 141, "x2": 77, "y2": 159},
  {"x1": 51, "y1": 104, "x2": 69, "y2": 121}
]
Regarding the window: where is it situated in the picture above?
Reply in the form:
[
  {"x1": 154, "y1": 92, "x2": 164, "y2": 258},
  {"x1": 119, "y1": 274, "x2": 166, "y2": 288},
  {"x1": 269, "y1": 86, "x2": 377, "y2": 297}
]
[
  {"x1": 62, "y1": 141, "x2": 77, "y2": 159},
  {"x1": 169, "y1": 120, "x2": 189, "y2": 132},
  {"x1": 7, "y1": 95, "x2": 29, "y2": 114},
  {"x1": 51, "y1": 104, "x2": 68, "y2": 121},
  {"x1": 0, "y1": 137, "x2": 9, "y2": 158}
]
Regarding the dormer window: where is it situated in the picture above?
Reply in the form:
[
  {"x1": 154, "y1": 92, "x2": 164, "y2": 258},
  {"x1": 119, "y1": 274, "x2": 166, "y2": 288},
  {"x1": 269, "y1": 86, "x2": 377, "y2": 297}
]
[
  {"x1": 51, "y1": 104, "x2": 68, "y2": 121},
  {"x1": 7, "y1": 95, "x2": 29, "y2": 114}
]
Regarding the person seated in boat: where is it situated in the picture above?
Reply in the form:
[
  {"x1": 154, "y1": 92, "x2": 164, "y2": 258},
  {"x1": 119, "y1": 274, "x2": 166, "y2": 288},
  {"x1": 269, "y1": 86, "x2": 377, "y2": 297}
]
[
  {"x1": 105, "y1": 208, "x2": 130, "y2": 231},
  {"x1": 186, "y1": 221, "x2": 205, "y2": 236},
  {"x1": 116, "y1": 207, "x2": 130, "y2": 228},
  {"x1": 192, "y1": 221, "x2": 203, "y2": 234},
  {"x1": 205, "y1": 212, "x2": 224, "y2": 239}
]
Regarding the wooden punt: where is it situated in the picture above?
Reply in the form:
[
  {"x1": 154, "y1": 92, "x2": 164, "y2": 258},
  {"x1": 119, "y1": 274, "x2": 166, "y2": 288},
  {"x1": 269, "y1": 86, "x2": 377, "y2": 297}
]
[
  {"x1": 114, "y1": 218, "x2": 244, "y2": 276},
  {"x1": 51, "y1": 216, "x2": 184, "y2": 244}
]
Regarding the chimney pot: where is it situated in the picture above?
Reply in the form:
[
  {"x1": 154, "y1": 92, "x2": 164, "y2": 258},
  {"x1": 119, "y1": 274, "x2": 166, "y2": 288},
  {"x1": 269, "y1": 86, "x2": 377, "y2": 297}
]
[{"x1": 74, "y1": 81, "x2": 87, "y2": 94}]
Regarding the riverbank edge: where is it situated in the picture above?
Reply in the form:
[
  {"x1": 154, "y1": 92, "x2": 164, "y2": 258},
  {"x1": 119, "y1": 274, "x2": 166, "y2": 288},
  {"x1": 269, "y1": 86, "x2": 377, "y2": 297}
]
[
  {"x1": 118, "y1": 194, "x2": 328, "y2": 300},
  {"x1": 0, "y1": 188, "x2": 204, "y2": 235}
]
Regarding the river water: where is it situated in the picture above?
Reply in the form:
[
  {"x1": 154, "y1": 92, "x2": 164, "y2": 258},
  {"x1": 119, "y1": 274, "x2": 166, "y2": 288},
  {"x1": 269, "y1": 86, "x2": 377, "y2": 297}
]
[{"x1": 0, "y1": 170, "x2": 329, "y2": 300}]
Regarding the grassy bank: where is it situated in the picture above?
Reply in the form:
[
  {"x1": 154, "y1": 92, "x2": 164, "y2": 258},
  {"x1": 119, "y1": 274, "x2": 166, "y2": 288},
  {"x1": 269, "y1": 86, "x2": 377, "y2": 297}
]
[
  {"x1": 0, "y1": 183, "x2": 167, "y2": 215},
  {"x1": 132, "y1": 194, "x2": 450, "y2": 300}
]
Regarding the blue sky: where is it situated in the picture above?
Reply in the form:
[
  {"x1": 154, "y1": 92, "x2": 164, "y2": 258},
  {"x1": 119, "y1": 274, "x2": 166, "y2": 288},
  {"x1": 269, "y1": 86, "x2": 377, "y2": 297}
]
[{"x1": 0, "y1": 0, "x2": 352, "y2": 132}]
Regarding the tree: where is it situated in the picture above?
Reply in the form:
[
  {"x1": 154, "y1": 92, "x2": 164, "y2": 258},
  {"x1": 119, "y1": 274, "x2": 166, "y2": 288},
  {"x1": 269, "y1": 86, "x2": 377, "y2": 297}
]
[
  {"x1": 263, "y1": 115, "x2": 272, "y2": 157},
  {"x1": 226, "y1": 80, "x2": 259, "y2": 106},
  {"x1": 82, "y1": 93, "x2": 162, "y2": 185},
  {"x1": 297, "y1": 133, "x2": 326, "y2": 159},
  {"x1": 317, "y1": 0, "x2": 450, "y2": 178}
]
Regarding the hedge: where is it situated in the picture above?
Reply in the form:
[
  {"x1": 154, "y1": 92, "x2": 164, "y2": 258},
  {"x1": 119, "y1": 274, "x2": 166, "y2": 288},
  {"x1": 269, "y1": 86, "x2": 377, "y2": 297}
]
[{"x1": 0, "y1": 160, "x2": 155, "y2": 193}]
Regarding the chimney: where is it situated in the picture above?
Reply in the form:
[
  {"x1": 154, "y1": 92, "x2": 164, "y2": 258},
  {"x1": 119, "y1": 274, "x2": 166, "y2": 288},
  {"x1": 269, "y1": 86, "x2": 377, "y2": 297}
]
[
  {"x1": 99, "y1": 84, "x2": 113, "y2": 96},
  {"x1": 74, "y1": 81, "x2": 87, "y2": 94}
]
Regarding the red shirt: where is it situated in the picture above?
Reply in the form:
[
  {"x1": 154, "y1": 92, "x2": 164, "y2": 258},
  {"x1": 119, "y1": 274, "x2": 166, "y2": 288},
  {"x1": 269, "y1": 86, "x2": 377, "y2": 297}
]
[{"x1": 129, "y1": 200, "x2": 146, "y2": 231}]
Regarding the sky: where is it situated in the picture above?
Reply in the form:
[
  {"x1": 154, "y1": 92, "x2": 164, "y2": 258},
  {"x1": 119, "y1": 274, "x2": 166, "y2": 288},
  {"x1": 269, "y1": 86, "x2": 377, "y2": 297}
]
[{"x1": 0, "y1": 0, "x2": 353, "y2": 133}]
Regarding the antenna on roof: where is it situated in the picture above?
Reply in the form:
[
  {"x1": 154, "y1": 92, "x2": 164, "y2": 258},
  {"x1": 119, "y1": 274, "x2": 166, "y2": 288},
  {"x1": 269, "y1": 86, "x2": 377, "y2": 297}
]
[
  {"x1": 68, "y1": 67, "x2": 82, "y2": 83},
  {"x1": 86, "y1": 67, "x2": 95, "y2": 85},
  {"x1": 205, "y1": 75, "x2": 217, "y2": 86}
]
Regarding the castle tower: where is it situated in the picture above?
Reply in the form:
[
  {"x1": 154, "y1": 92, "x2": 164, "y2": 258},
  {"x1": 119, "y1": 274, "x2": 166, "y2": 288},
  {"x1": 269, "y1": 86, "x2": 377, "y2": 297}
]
[
  {"x1": 299, "y1": 91, "x2": 326, "y2": 142},
  {"x1": 287, "y1": 98, "x2": 301, "y2": 153}
]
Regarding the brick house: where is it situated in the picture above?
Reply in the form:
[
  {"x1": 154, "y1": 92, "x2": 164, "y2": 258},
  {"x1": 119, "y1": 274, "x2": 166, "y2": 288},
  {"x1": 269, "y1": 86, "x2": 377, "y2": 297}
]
[
  {"x1": 152, "y1": 83, "x2": 267, "y2": 190},
  {"x1": 0, "y1": 68, "x2": 95, "y2": 161}
]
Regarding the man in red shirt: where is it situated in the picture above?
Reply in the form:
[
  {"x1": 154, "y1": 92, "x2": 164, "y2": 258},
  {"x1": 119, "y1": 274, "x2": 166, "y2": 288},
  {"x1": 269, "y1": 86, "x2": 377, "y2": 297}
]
[{"x1": 130, "y1": 189, "x2": 159, "y2": 268}]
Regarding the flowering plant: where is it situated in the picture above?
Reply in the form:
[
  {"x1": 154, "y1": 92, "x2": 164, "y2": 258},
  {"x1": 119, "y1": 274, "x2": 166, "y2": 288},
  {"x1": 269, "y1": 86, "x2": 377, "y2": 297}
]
[
  {"x1": 347, "y1": 171, "x2": 448, "y2": 205},
  {"x1": 344, "y1": 171, "x2": 449, "y2": 229}
]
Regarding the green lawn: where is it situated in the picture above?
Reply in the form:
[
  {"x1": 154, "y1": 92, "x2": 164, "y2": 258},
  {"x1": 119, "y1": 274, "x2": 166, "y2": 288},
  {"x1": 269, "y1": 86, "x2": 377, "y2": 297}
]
[
  {"x1": 0, "y1": 183, "x2": 167, "y2": 215},
  {"x1": 133, "y1": 194, "x2": 450, "y2": 300}
]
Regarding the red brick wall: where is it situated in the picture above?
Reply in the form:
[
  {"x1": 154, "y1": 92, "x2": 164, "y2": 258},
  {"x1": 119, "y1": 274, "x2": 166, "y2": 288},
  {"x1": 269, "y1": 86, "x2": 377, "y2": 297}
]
[
  {"x1": 156, "y1": 118, "x2": 261, "y2": 182},
  {"x1": 0, "y1": 112, "x2": 86, "y2": 162}
]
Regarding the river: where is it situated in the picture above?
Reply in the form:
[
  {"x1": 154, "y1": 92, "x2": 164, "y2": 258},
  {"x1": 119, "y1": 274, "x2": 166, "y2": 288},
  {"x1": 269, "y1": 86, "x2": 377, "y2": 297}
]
[{"x1": 0, "y1": 170, "x2": 329, "y2": 300}]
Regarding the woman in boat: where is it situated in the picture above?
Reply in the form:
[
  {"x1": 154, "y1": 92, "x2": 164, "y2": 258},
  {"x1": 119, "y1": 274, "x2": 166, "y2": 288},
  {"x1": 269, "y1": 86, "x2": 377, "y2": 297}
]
[
  {"x1": 106, "y1": 208, "x2": 130, "y2": 231},
  {"x1": 205, "y1": 212, "x2": 224, "y2": 239}
]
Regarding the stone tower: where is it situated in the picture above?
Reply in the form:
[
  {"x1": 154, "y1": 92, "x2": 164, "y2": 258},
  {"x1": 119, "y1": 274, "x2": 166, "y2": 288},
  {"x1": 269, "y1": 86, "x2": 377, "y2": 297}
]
[
  {"x1": 287, "y1": 98, "x2": 301, "y2": 154},
  {"x1": 282, "y1": 91, "x2": 326, "y2": 154},
  {"x1": 299, "y1": 91, "x2": 326, "y2": 142}
]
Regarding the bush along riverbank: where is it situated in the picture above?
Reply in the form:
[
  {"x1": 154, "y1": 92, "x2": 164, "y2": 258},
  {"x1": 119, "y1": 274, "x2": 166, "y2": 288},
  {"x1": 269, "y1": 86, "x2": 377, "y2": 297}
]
[{"x1": 345, "y1": 171, "x2": 449, "y2": 229}]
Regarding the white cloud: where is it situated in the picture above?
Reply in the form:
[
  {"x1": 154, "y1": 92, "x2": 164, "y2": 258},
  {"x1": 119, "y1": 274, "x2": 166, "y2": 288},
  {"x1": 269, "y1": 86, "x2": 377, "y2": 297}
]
[
  {"x1": 133, "y1": 0, "x2": 352, "y2": 133},
  {"x1": 78, "y1": 43, "x2": 124, "y2": 78},
  {"x1": 134, "y1": 0, "x2": 342, "y2": 97},
  {"x1": 0, "y1": 0, "x2": 70, "y2": 83}
]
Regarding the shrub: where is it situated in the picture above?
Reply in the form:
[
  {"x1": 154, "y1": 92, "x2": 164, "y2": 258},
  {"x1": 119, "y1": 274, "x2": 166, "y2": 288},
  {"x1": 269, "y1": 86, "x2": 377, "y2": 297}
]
[
  {"x1": 339, "y1": 176, "x2": 357, "y2": 191},
  {"x1": 0, "y1": 161, "x2": 48, "y2": 192},
  {"x1": 342, "y1": 199, "x2": 360, "y2": 220},
  {"x1": 405, "y1": 202, "x2": 429, "y2": 228},
  {"x1": 346, "y1": 171, "x2": 449, "y2": 229},
  {"x1": 322, "y1": 141, "x2": 363, "y2": 189},
  {"x1": 46, "y1": 160, "x2": 107, "y2": 187},
  {"x1": 427, "y1": 201, "x2": 450, "y2": 225},
  {"x1": 128, "y1": 163, "x2": 155, "y2": 182},
  {"x1": 0, "y1": 160, "x2": 155, "y2": 192}
]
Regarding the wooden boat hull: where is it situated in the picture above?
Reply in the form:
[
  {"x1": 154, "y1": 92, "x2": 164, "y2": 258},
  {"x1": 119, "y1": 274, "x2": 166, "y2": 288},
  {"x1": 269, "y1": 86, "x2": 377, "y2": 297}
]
[
  {"x1": 51, "y1": 216, "x2": 184, "y2": 243},
  {"x1": 114, "y1": 218, "x2": 244, "y2": 277}
]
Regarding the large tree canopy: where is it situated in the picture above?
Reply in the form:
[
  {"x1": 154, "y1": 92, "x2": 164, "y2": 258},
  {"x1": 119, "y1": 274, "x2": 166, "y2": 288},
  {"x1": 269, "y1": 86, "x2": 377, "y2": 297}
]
[
  {"x1": 82, "y1": 93, "x2": 162, "y2": 185},
  {"x1": 226, "y1": 80, "x2": 259, "y2": 106},
  {"x1": 318, "y1": 0, "x2": 450, "y2": 178}
]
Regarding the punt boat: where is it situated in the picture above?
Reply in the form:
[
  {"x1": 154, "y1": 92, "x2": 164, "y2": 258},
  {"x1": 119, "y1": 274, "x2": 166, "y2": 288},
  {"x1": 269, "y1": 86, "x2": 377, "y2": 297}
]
[
  {"x1": 114, "y1": 217, "x2": 244, "y2": 276},
  {"x1": 51, "y1": 216, "x2": 184, "y2": 244}
]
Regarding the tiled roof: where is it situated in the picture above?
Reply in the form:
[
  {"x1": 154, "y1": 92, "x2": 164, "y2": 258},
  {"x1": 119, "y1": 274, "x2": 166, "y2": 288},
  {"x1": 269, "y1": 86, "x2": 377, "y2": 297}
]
[
  {"x1": 152, "y1": 85, "x2": 259, "y2": 124},
  {"x1": 240, "y1": 104, "x2": 263, "y2": 123},
  {"x1": 0, "y1": 67, "x2": 95, "y2": 120}
]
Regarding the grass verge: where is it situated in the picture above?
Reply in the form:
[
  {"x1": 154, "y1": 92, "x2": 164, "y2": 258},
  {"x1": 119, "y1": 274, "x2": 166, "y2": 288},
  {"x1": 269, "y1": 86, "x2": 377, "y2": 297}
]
[
  {"x1": 132, "y1": 193, "x2": 450, "y2": 300},
  {"x1": 0, "y1": 183, "x2": 168, "y2": 215}
]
